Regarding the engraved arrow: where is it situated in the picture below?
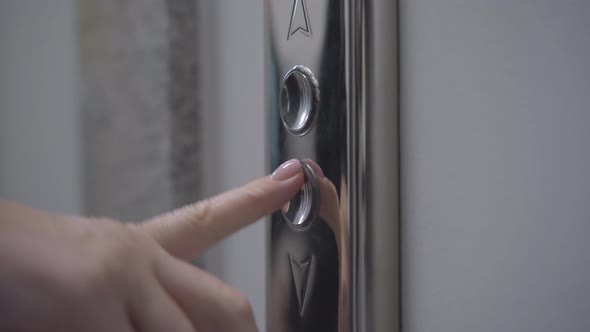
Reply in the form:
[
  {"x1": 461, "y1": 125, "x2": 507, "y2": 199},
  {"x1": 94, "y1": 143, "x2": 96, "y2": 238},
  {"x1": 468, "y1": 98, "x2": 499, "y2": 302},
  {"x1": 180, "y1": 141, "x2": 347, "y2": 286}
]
[
  {"x1": 289, "y1": 254, "x2": 313, "y2": 316},
  {"x1": 288, "y1": 0, "x2": 312, "y2": 39}
]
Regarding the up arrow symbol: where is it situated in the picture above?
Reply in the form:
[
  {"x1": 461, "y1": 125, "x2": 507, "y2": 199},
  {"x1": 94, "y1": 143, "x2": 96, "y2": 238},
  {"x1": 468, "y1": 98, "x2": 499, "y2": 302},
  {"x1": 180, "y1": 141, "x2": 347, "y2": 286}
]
[{"x1": 288, "y1": 0, "x2": 312, "y2": 39}]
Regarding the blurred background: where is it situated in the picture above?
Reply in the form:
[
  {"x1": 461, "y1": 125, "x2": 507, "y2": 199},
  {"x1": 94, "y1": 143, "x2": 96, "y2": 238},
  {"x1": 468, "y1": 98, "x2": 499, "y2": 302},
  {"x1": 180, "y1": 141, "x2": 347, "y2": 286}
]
[
  {"x1": 5, "y1": 1, "x2": 590, "y2": 332},
  {"x1": 0, "y1": 0, "x2": 268, "y2": 328}
]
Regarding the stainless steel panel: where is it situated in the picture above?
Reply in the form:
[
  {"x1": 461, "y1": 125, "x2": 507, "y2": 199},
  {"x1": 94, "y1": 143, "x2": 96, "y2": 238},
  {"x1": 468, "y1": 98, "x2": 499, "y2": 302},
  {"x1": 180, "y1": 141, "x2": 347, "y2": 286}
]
[{"x1": 265, "y1": 1, "x2": 399, "y2": 331}]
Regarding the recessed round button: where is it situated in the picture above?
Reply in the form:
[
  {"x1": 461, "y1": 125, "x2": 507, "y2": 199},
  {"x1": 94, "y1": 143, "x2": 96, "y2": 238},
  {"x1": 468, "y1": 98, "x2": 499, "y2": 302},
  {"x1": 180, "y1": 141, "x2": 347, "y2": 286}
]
[
  {"x1": 282, "y1": 159, "x2": 320, "y2": 231},
  {"x1": 279, "y1": 65, "x2": 319, "y2": 136}
]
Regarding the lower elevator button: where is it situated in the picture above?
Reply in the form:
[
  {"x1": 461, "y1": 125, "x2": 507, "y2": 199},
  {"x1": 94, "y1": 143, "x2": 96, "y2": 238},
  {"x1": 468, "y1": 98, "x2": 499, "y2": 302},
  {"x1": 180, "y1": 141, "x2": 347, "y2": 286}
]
[{"x1": 282, "y1": 159, "x2": 320, "y2": 230}]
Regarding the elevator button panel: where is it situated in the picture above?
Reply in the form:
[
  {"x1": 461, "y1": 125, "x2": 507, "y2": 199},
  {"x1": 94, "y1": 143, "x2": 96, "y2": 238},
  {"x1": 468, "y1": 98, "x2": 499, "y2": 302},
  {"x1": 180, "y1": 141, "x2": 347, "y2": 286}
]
[{"x1": 268, "y1": 0, "x2": 344, "y2": 330}]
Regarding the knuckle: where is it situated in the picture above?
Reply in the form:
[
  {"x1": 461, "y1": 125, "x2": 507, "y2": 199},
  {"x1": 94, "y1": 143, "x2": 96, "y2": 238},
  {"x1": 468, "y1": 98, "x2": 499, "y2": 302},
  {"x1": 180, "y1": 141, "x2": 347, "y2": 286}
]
[
  {"x1": 230, "y1": 290, "x2": 256, "y2": 322},
  {"x1": 64, "y1": 259, "x2": 111, "y2": 302},
  {"x1": 187, "y1": 198, "x2": 214, "y2": 226},
  {"x1": 241, "y1": 186, "x2": 266, "y2": 206},
  {"x1": 326, "y1": 179, "x2": 338, "y2": 196},
  {"x1": 56, "y1": 219, "x2": 156, "y2": 305},
  {"x1": 171, "y1": 198, "x2": 219, "y2": 242},
  {"x1": 180, "y1": 197, "x2": 227, "y2": 244},
  {"x1": 92, "y1": 224, "x2": 153, "y2": 285}
]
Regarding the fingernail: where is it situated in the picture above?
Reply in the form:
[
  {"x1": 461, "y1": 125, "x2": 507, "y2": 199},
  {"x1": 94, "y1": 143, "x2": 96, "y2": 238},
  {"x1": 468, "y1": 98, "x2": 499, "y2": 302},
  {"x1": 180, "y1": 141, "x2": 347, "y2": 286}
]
[
  {"x1": 302, "y1": 158, "x2": 325, "y2": 179},
  {"x1": 272, "y1": 159, "x2": 301, "y2": 180}
]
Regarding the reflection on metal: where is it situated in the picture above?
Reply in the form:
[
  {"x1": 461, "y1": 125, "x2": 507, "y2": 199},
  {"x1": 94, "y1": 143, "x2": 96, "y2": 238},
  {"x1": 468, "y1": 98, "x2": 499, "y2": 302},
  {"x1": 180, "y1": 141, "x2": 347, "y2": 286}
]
[{"x1": 266, "y1": 0, "x2": 399, "y2": 331}]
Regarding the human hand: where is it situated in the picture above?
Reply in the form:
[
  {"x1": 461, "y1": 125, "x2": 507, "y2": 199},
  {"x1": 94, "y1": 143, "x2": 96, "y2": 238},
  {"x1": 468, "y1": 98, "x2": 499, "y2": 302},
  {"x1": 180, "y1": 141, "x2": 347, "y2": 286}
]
[{"x1": 0, "y1": 159, "x2": 305, "y2": 332}]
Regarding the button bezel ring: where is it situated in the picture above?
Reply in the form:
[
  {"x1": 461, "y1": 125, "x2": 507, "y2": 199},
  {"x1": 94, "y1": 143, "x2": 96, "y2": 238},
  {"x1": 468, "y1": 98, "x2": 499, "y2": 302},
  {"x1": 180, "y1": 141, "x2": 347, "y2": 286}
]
[
  {"x1": 281, "y1": 159, "x2": 320, "y2": 231},
  {"x1": 279, "y1": 65, "x2": 320, "y2": 136}
]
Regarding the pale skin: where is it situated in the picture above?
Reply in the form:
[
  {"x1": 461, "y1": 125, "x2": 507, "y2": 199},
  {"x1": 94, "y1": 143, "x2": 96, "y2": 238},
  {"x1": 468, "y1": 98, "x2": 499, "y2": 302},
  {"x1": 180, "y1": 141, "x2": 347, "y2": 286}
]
[{"x1": 0, "y1": 159, "x2": 305, "y2": 332}]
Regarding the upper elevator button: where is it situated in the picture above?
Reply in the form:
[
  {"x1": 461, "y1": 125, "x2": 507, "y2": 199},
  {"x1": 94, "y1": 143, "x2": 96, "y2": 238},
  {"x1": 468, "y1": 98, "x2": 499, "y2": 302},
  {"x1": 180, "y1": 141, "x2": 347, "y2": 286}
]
[{"x1": 279, "y1": 65, "x2": 319, "y2": 136}]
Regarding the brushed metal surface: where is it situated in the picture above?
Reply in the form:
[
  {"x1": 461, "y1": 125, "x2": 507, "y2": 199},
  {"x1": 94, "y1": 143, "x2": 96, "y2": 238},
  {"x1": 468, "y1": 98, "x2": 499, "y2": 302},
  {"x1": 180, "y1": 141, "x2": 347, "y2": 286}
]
[{"x1": 266, "y1": 1, "x2": 399, "y2": 331}]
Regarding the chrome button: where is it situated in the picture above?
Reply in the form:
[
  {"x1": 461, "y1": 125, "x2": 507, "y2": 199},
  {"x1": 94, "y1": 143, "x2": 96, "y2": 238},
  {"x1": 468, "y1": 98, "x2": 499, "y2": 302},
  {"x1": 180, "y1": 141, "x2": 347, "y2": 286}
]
[
  {"x1": 282, "y1": 159, "x2": 320, "y2": 230},
  {"x1": 279, "y1": 65, "x2": 319, "y2": 136}
]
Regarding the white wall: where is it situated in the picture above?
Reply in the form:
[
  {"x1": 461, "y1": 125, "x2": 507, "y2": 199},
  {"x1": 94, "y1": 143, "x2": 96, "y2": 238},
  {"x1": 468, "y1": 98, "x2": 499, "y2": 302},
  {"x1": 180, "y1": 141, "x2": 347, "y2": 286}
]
[
  {"x1": 0, "y1": 0, "x2": 81, "y2": 214},
  {"x1": 401, "y1": 1, "x2": 590, "y2": 331},
  {"x1": 198, "y1": 0, "x2": 268, "y2": 329}
]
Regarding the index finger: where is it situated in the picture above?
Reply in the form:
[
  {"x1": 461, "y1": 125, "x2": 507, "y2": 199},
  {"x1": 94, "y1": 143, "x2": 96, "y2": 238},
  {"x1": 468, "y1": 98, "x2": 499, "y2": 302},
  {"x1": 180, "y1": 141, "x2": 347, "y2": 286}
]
[{"x1": 138, "y1": 159, "x2": 304, "y2": 260}]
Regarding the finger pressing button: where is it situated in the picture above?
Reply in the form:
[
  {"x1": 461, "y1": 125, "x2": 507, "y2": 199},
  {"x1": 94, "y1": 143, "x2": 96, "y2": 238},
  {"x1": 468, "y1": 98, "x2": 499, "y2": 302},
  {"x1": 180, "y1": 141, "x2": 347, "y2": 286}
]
[{"x1": 282, "y1": 159, "x2": 320, "y2": 231}]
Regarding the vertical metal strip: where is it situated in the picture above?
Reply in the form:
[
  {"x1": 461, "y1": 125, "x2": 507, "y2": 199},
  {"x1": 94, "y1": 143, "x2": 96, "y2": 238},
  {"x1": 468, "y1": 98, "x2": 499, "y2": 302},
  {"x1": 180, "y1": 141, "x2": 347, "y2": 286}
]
[{"x1": 348, "y1": 0, "x2": 400, "y2": 331}]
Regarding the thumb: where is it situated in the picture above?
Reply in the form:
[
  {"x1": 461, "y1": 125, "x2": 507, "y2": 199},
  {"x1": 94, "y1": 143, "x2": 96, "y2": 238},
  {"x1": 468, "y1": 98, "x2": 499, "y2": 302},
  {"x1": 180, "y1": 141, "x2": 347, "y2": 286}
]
[{"x1": 138, "y1": 159, "x2": 304, "y2": 260}]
